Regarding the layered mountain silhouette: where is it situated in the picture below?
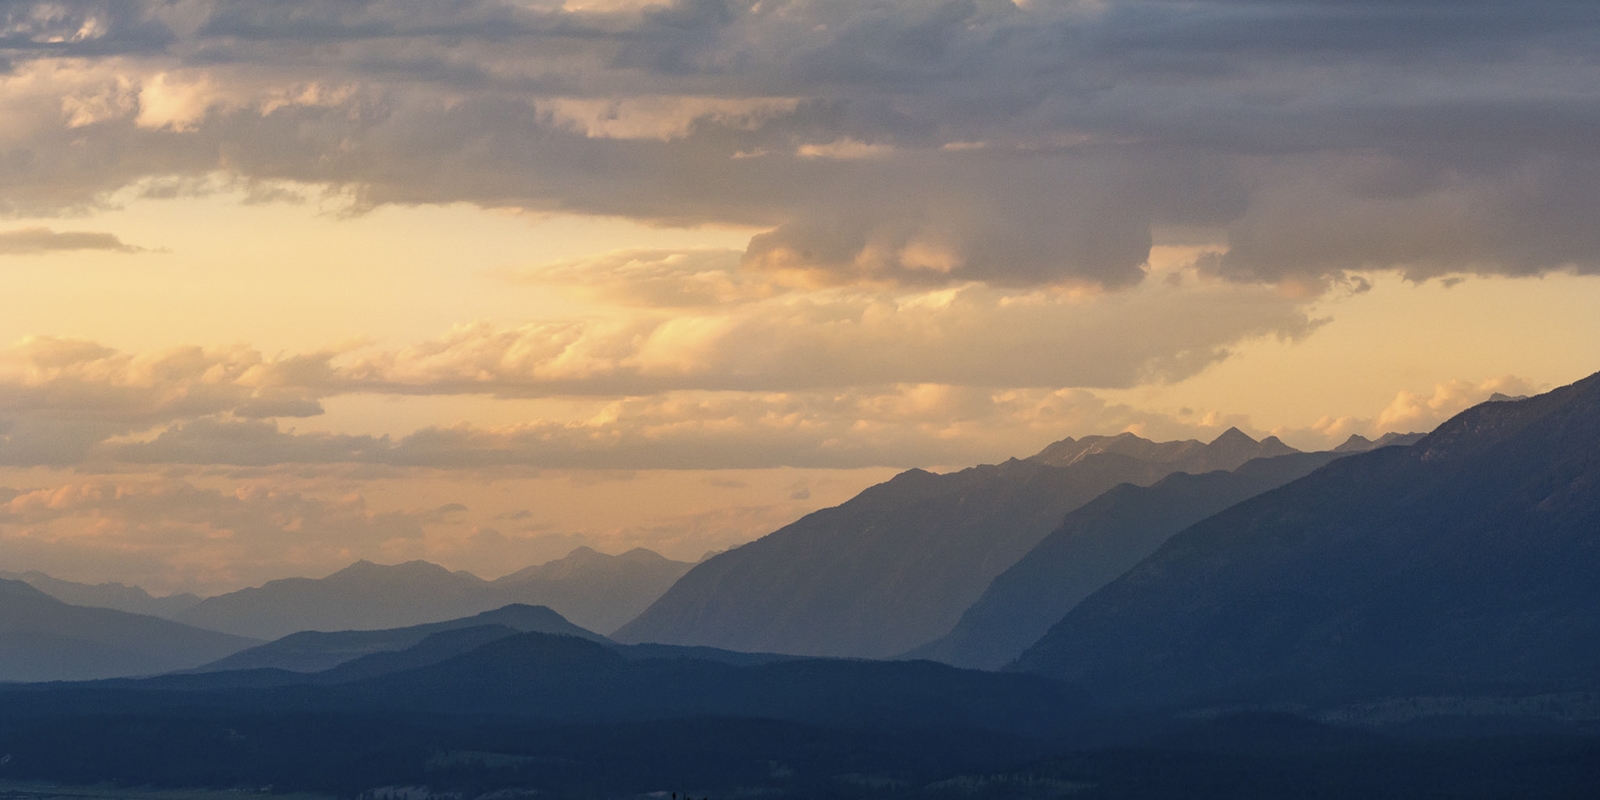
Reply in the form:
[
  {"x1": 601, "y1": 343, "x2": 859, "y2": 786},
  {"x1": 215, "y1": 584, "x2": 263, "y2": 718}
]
[
  {"x1": 192, "y1": 603, "x2": 606, "y2": 674},
  {"x1": 615, "y1": 429, "x2": 1300, "y2": 658},
  {"x1": 174, "y1": 560, "x2": 499, "y2": 640},
  {"x1": 1014, "y1": 371, "x2": 1600, "y2": 708},
  {"x1": 0, "y1": 571, "x2": 201, "y2": 618},
  {"x1": 491, "y1": 545, "x2": 693, "y2": 633},
  {"x1": 910, "y1": 451, "x2": 1347, "y2": 670},
  {"x1": 173, "y1": 546, "x2": 691, "y2": 640},
  {"x1": 0, "y1": 579, "x2": 257, "y2": 682}
]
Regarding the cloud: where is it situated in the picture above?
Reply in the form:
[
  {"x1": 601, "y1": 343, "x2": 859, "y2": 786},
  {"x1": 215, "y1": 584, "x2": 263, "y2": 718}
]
[
  {"x1": 0, "y1": 268, "x2": 1311, "y2": 467},
  {"x1": 0, "y1": 336, "x2": 331, "y2": 465},
  {"x1": 352, "y1": 278, "x2": 1313, "y2": 394},
  {"x1": 0, "y1": 477, "x2": 438, "y2": 593},
  {"x1": 499, "y1": 248, "x2": 769, "y2": 307},
  {"x1": 0, "y1": 227, "x2": 143, "y2": 254},
  {"x1": 1304, "y1": 375, "x2": 1542, "y2": 443},
  {"x1": 0, "y1": 0, "x2": 1595, "y2": 286},
  {"x1": 113, "y1": 383, "x2": 1236, "y2": 470}
]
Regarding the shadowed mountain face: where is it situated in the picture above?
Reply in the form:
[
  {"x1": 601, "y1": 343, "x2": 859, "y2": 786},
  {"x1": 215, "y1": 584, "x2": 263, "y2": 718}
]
[
  {"x1": 192, "y1": 603, "x2": 606, "y2": 674},
  {"x1": 0, "y1": 572, "x2": 201, "y2": 619},
  {"x1": 614, "y1": 430, "x2": 1299, "y2": 658},
  {"x1": 173, "y1": 547, "x2": 691, "y2": 640},
  {"x1": 0, "y1": 579, "x2": 258, "y2": 682},
  {"x1": 1014, "y1": 372, "x2": 1600, "y2": 708},
  {"x1": 911, "y1": 451, "x2": 1346, "y2": 670}
]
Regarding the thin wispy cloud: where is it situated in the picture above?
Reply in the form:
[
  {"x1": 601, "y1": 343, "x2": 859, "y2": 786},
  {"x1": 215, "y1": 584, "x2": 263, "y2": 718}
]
[{"x1": 0, "y1": 227, "x2": 144, "y2": 255}]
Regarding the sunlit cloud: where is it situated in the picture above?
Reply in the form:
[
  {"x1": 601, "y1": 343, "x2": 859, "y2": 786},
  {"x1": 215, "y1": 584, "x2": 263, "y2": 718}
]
[{"x1": 1303, "y1": 376, "x2": 1540, "y2": 444}]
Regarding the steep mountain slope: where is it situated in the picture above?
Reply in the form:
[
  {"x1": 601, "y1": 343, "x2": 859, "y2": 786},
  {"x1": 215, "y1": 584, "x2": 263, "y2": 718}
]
[
  {"x1": 174, "y1": 548, "x2": 691, "y2": 640},
  {"x1": 0, "y1": 579, "x2": 258, "y2": 682},
  {"x1": 1014, "y1": 373, "x2": 1600, "y2": 708},
  {"x1": 193, "y1": 603, "x2": 606, "y2": 673},
  {"x1": 0, "y1": 571, "x2": 200, "y2": 618},
  {"x1": 615, "y1": 430, "x2": 1299, "y2": 658},
  {"x1": 492, "y1": 546, "x2": 693, "y2": 634},
  {"x1": 912, "y1": 451, "x2": 1344, "y2": 670}
]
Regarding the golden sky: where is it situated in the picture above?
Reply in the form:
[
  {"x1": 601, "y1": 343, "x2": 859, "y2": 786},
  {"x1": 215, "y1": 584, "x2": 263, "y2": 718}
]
[{"x1": 1, "y1": 0, "x2": 1598, "y2": 594}]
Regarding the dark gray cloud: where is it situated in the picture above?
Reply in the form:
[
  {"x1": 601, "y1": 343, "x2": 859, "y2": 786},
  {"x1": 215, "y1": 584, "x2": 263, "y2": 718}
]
[{"x1": 3, "y1": 0, "x2": 1599, "y2": 285}]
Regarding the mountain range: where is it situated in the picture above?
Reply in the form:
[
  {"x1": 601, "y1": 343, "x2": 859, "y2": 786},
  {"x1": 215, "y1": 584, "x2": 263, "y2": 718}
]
[
  {"x1": 166, "y1": 546, "x2": 691, "y2": 640},
  {"x1": 907, "y1": 450, "x2": 1349, "y2": 670},
  {"x1": 615, "y1": 428, "x2": 1302, "y2": 658},
  {"x1": 0, "y1": 373, "x2": 1597, "y2": 797},
  {"x1": 0, "y1": 570, "x2": 202, "y2": 618},
  {"x1": 0, "y1": 578, "x2": 257, "y2": 682},
  {"x1": 1014, "y1": 373, "x2": 1600, "y2": 710}
]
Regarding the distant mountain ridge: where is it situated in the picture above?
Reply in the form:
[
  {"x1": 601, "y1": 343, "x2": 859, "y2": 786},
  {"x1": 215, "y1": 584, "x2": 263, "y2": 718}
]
[
  {"x1": 1014, "y1": 371, "x2": 1600, "y2": 709},
  {"x1": 0, "y1": 578, "x2": 257, "y2": 682},
  {"x1": 0, "y1": 571, "x2": 201, "y2": 618},
  {"x1": 1029, "y1": 427, "x2": 1297, "y2": 471},
  {"x1": 171, "y1": 547, "x2": 692, "y2": 640},
  {"x1": 1332, "y1": 431, "x2": 1425, "y2": 453},
  {"x1": 615, "y1": 428, "x2": 1303, "y2": 658},
  {"x1": 491, "y1": 546, "x2": 694, "y2": 633}
]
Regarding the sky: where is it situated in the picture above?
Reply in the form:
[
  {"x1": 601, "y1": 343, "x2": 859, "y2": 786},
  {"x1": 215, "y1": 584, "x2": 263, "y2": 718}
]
[{"x1": 1, "y1": 0, "x2": 1598, "y2": 595}]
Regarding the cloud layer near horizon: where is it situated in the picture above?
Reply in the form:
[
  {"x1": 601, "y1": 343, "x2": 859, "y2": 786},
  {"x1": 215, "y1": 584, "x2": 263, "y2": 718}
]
[{"x1": 2, "y1": 0, "x2": 1598, "y2": 287}]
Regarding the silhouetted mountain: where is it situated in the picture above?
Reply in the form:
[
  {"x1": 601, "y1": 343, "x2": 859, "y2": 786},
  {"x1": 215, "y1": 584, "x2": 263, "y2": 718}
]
[
  {"x1": 0, "y1": 571, "x2": 201, "y2": 618},
  {"x1": 1014, "y1": 371, "x2": 1600, "y2": 709},
  {"x1": 193, "y1": 603, "x2": 605, "y2": 674},
  {"x1": 310, "y1": 624, "x2": 533, "y2": 682},
  {"x1": 1332, "y1": 431, "x2": 1425, "y2": 453},
  {"x1": 617, "y1": 430, "x2": 1298, "y2": 658},
  {"x1": 174, "y1": 560, "x2": 494, "y2": 639},
  {"x1": 0, "y1": 579, "x2": 257, "y2": 682},
  {"x1": 173, "y1": 547, "x2": 689, "y2": 640},
  {"x1": 3, "y1": 632, "x2": 1596, "y2": 799},
  {"x1": 491, "y1": 546, "x2": 693, "y2": 634},
  {"x1": 339, "y1": 631, "x2": 1090, "y2": 738},
  {"x1": 910, "y1": 451, "x2": 1345, "y2": 669},
  {"x1": 1029, "y1": 427, "x2": 1296, "y2": 473}
]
